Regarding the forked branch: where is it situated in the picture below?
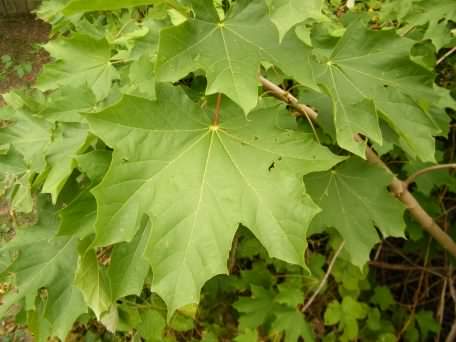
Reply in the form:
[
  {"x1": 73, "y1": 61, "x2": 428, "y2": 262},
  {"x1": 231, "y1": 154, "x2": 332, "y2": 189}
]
[
  {"x1": 259, "y1": 76, "x2": 456, "y2": 258},
  {"x1": 404, "y1": 163, "x2": 456, "y2": 187}
]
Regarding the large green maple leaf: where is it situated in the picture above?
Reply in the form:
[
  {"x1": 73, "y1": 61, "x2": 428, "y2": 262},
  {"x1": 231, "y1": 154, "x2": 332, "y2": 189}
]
[
  {"x1": 85, "y1": 85, "x2": 342, "y2": 315},
  {"x1": 309, "y1": 19, "x2": 441, "y2": 160},
  {"x1": 156, "y1": 0, "x2": 317, "y2": 114},
  {"x1": 304, "y1": 158, "x2": 405, "y2": 266}
]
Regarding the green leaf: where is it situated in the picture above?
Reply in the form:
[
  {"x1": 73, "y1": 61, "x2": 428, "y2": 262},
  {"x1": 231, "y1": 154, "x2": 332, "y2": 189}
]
[
  {"x1": 63, "y1": 0, "x2": 179, "y2": 15},
  {"x1": 324, "y1": 300, "x2": 341, "y2": 325},
  {"x1": 0, "y1": 109, "x2": 52, "y2": 173},
  {"x1": 108, "y1": 224, "x2": 151, "y2": 300},
  {"x1": 157, "y1": 0, "x2": 310, "y2": 113},
  {"x1": 122, "y1": 56, "x2": 156, "y2": 101},
  {"x1": 74, "y1": 249, "x2": 111, "y2": 319},
  {"x1": 36, "y1": 33, "x2": 118, "y2": 101},
  {"x1": 305, "y1": 157, "x2": 405, "y2": 267},
  {"x1": 275, "y1": 282, "x2": 304, "y2": 308},
  {"x1": 382, "y1": 0, "x2": 456, "y2": 49},
  {"x1": 58, "y1": 191, "x2": 97, "y2": 238},
  {"x1": 271, "y1": 310, "x2": 315, "y2": 342},
  {"x1": 40, "y1": 85, "x2": 96, "y2": 122},
  {"x1": 415, "y1": 310, "x2": 440, "y2": 338},
  {"x1": 235, "y1": 329, "x2": 258, "y2": 342},
  {"x1": 234, "y1": 286, "x2": 281, "y2": 329},
  {"x1": 137, "y1": 310, "x2": 166, "y2": 341},
  {"x1": 311, "y1": 19, "x2": 440, "y2": 160},
  {"x1": 76, "y1": 150, "x2": 112, "y2": 184},
  {"x1": 85, "y1": 84, "x2": 342, "y2": 316},
  {"x1": 371, "y1": 286, "x2": 395, "y2": 311},
  {"x1": 324, "y1": 297, "x2": 368, "y2": 341},
  {"x1": 41, "y1": 123, "x2": 89, "y2": 203},
  {"x1": 0, "y1": 198, "x2": 86, "y2": 340},
  {"x1": 268, "y1": 0, "x2": 323, "y2": 40}
]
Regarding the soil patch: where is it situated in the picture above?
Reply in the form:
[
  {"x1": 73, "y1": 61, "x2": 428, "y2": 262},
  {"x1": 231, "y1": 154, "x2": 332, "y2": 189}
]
[{"x1": 0, "y1": 14, "x2": 50, "y2": 106}]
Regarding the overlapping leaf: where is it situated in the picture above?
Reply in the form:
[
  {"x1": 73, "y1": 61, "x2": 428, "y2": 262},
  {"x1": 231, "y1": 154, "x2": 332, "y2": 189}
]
[
  {"x1": 267, "y1": 0, "x2": 323, "y2": 40},
  {"x1": 62, "y1": 0, "x2": 185, "y2": 16},
  {"x1": 0, "y1": 199, "x2": 86, "y2": 340},
  {"x1": 304, "y1": 158, "x2": 405, "y2": 266},
  {"x1": 380, "y1": 0, "x2": 456, "y2": 49},
  {"x1": 42, "y1": 122, "x2": 89, "y2": 203},
  {"x1": 157, "y1": 0, "x2": 318, "y2": 114},
  {"x1": 308, "y1": 19, "x2": 442, "y2": 160},
  {"x1": 85, "y1": 84, "x2": 342, "y2": 315},
  {"x1": 37, "y1": 33, "x2": 117, "y2": 101}
]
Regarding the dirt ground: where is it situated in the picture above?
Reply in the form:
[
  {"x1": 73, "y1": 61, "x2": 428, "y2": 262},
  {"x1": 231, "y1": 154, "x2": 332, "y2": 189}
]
[{"x1": 0, "y1": 14, "x2": 50, "y2": 106}]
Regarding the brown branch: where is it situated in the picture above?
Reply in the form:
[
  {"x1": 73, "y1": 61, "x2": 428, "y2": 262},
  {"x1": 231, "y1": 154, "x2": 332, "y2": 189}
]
[
  {"x1": 259, "y1": 76, "x2": 456, "y2": 259},
  {"x1": 212, "y1": 93, "x2": 222, "y2": 126},
  {"x1": 437, "y1": 46, "x2": 456, "y2": 65},
  {"x1": 301, "y1": 241, "x2": 345, "y2": 313},
  {"x1": 404, "y1": 163, "x2": 456, "y2": 187}
]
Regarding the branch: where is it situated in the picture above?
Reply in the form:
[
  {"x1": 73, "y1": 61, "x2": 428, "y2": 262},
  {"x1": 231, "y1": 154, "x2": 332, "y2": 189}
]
[
  {"x1": 259, "y1": 76, "x2": 318, "y2": 120},
  {"x1": 301, "y1": 241, "x2": 345, "y2": 313},
  {"x1": 437, "y1": 46, "x2": 456, "y2": 65},
  {"x1": 404, "y1": 163, "x2": 456, "y2": 187},
  {"x1": 259, "y1": 76, "x2": 456, "y2": 259}
]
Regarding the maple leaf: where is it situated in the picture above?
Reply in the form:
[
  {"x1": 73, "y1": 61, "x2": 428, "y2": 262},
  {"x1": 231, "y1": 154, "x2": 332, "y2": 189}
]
[
  {"x1": 307, "y1": 19, "x2": 442, "y2": 160},
  {"x1": 74, "y1": 225, "x2": 150, "y2": 319},
  {"x1": 85, "y1": 84, "x2": 343, "y2": 315},
  {"x1": 304, "y1": 157, "x2": 405, "y2": 266},
  {"x1": 63, "y1": 0, "x2": 186, "y2": 16},
  {"x1": 41, "y1": 122, "x2": 89, "y2": 203},
  {"x1": 381, "y1": 0, "x2": 456, "y2": 49},
  {"x1": 0, "y1": 107, "x2": 52, "y2": 173},
  {"x1": 0, "y1": 198, "x2": 86, "y2": 340},
  {"x1": 268, "y1": 0, "x2": 324, "y2": 40},
  {"x1": 157, "y1": 0, "x2": 319, "y2": 113},
  {"x1": 36, "y1": 33, "x2": 118, "y2": 101}
]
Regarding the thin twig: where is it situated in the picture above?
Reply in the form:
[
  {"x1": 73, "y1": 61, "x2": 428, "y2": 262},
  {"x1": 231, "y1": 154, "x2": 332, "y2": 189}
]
[
  {"x1": 368, "y1": 261, "x2": 445, "y2": 278},
  {"x1": 404, "y1": 163, "x2": 456, "y2": 187},
  {"x1": 397, "y1": 238, "x2": 431, "y2": 340},
  {"x1": 435, "y1": 277, "x2": 447, "y2": 341},
  {"x1": 212, "y1": 93, "x2": 222, "y2": 126},
  {"x1": 437, "y1": 47, "x2": 456, "y2": 65},
  {"x1": 301, "y1": 241, "x2": 345, "y2": 313},
  {"x1": 446, "y1": 267, "x2": 456, "y2": 342},
  {"x1": 259, "y1": 76, "x2": 456, "y2": 259}
]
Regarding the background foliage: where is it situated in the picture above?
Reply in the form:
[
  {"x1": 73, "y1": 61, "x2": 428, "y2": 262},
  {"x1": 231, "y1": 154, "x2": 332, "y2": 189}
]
[{"x1": 0, "y1": 0, "x2": 455, "y2": 340}]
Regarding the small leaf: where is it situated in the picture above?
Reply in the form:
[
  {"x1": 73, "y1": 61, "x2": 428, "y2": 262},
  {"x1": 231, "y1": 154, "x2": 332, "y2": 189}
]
[
  {"x1": 305, "y1": 157, "x2": 406, "y2": 267},
  {"x1": 268, "y1": 0, "x2": 323, "y2": 40},
  {"x1": 271, "y1": 310, "x2": 315, "y2": 342}
]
